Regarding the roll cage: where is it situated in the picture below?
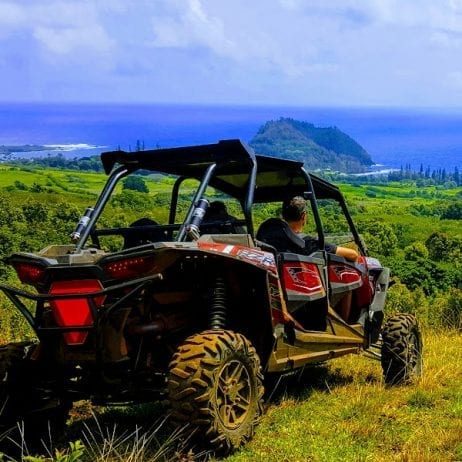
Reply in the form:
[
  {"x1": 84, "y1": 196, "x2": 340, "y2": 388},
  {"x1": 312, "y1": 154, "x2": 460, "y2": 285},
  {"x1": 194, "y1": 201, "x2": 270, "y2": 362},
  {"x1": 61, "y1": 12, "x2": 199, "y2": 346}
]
[{"x1": 75, "y1": 139, "x2": 367, "y2": 256}]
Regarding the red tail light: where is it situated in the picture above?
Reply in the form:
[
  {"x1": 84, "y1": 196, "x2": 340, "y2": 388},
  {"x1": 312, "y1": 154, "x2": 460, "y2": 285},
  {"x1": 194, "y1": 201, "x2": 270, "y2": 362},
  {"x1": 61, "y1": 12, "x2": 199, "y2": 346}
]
[
  {"x1": 49, "y1": 279, "x2": 105, "y2": 345},
  {"x1": 103, "y1": 256, "x2": 157, "y2": 280},
  {"x1": 14, "y1": 263, "x2": 46, "y2": 285}
]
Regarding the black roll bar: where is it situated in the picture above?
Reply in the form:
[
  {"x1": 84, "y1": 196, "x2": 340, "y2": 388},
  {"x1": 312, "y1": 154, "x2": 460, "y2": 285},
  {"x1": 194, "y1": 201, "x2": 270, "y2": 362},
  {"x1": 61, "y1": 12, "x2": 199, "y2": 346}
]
[{"x1": 75, "y1": 166, "x2": 129, "y2": 251}]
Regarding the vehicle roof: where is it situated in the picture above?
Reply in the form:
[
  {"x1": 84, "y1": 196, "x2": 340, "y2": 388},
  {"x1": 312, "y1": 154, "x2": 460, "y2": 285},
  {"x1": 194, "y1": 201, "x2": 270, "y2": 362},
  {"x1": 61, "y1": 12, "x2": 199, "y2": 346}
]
[{"x1": 101, "y1": 139, "x2": 343, "y2": 203}]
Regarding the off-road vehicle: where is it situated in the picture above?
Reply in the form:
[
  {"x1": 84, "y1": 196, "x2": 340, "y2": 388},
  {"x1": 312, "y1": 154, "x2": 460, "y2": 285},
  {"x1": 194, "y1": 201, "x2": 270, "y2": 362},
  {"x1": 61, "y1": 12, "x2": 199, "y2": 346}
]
[{"x1": 0, "y1": 140, "x2": 423, "y2": 454}]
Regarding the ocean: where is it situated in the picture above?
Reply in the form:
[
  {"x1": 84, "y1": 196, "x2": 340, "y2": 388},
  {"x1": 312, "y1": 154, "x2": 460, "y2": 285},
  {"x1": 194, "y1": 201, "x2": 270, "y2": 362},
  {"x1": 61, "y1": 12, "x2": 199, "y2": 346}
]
[{"x1": 1, "y1": 103, "x2": 461, "y2": 172}]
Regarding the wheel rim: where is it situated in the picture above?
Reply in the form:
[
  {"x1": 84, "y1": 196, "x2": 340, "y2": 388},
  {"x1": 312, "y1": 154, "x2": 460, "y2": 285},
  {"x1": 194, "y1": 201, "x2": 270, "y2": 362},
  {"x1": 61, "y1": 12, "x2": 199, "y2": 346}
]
[{"x1": 215, "y1": 359, "x2": 252, "y2": 430}]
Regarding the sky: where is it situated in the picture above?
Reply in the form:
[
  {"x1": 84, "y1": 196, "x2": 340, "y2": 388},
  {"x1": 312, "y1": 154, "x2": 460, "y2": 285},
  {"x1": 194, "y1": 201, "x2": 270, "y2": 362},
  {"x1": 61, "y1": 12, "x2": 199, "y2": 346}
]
[{"x1": 1, "y1": 0, "x2": 462, "y2": 107}]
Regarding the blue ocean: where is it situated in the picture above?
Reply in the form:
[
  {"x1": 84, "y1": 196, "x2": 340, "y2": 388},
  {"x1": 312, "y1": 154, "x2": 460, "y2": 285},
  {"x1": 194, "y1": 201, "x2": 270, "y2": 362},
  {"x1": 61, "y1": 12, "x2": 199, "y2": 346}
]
[{"x1": 1, "y1": 103, "x2": 461, "y2": 172}]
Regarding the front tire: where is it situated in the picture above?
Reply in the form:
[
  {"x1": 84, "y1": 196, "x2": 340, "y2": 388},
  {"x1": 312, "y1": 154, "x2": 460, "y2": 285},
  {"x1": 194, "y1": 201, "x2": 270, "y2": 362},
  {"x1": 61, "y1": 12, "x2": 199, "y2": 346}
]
[
  {"x1": 381, "y1": 314, "x2": 423, "y2": 385},
  {"x1": 168, "y1": 330, "x2": 264, "y2": 454}
]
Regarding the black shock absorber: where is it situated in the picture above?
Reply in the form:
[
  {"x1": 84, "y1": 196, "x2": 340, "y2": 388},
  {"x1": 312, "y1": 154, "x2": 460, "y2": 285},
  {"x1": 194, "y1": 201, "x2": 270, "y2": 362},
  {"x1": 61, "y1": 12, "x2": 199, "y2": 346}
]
[{"x1": 209, "y1": 276, "x2": 228, "y2": 330}]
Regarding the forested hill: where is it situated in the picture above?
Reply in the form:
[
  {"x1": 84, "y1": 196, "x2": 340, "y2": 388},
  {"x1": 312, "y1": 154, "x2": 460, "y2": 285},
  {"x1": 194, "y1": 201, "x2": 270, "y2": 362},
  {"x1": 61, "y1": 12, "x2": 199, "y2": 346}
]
[{"x1": 249, "y1": 118, "x2": 373, "y2": 173}]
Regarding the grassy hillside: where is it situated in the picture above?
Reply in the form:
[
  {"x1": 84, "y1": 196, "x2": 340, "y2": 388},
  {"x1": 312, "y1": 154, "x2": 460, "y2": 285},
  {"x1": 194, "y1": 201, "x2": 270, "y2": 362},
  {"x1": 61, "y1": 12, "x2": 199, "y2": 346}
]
[
  {"x1": 22, "y1": 329, "x2": 461, "y2": 462},
  {"x1": 0, "y1": 165, "x2": 460, "y2": 460},
  {"x1": 223, "y1": 329, "x2": 462, "y2": 462}
]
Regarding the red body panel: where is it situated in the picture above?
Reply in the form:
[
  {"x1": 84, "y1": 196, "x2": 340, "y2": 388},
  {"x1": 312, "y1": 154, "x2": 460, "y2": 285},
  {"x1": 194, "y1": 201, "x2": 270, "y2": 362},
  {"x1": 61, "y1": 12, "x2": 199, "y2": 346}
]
[
  {"x1": 328, "y1": 263, "x2": 362, "y2": 285},
  {"x1": 282, "y1": 261, "x2": 325, "y2": 297},
  {"x1": 197, "y1": 242, "x2": 277, "y2": 273}
]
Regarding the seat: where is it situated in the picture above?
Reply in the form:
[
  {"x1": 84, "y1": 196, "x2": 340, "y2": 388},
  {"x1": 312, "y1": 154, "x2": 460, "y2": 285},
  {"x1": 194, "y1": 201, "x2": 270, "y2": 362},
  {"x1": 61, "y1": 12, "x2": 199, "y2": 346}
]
[
  {"x1": 256, "y1": 218, "x2": 306, "y2": 254},
  {"x1": 123, "y1": 218, "x2": 167, "y2": 249},
  {"x1": 199, "y1": 200, "x2": 244, "y2": 235}
]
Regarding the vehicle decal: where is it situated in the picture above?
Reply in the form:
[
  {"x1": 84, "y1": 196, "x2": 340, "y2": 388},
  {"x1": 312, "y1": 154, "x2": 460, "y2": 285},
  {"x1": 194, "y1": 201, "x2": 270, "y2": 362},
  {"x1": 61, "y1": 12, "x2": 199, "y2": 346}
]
[
  {"x1": 223, "y1": 245, "x2": 235, "y2": 254},
  {"x1": 197, "y1": 242, "x2": 235, "y2": 254},
  {"x1": 236, "y1": 249, "x2": 277, "y2": 272},
  {"x1": 329, "y1": 264, "x2": 362, "y2": 284},
  {"x1": 282, "y1": 262, "x2": 324, "y2": 295},
  {"x1": 196, "y1": 242, "x2": 277, "y2": 272}
]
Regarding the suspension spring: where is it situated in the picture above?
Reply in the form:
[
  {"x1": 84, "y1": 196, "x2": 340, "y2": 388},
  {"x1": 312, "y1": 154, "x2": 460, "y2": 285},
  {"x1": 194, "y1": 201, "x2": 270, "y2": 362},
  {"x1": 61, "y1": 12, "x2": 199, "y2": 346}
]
[{"x1": 209, "y1": 276, "x2": 228, "y2": 330}]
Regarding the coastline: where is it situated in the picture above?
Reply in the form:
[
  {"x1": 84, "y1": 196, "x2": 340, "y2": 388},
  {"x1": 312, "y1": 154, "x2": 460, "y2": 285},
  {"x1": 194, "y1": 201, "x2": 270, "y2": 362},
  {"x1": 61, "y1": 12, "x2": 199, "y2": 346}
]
[
  {"x1": 1, "y1": 103, "x2": 461, "y2": 171},
  {"x1": 0, "y1": 143, "x2": 106, "y2": 160}
]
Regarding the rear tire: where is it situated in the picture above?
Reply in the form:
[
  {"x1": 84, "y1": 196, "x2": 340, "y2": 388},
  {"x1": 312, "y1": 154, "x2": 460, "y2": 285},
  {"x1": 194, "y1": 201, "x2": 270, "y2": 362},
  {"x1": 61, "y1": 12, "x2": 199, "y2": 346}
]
[
  {"x1": 168, "y1": 330, "x2": 264, "y2": 454},
  {"x1": 381, "y1": 314, "x2": 423, "y2": 385},
  {"x1": 0, "y1": 342, "x2": 71, "y2": 454},
  {"x1": 0, "y1": 341, "x2": 36, "y2": 434}
]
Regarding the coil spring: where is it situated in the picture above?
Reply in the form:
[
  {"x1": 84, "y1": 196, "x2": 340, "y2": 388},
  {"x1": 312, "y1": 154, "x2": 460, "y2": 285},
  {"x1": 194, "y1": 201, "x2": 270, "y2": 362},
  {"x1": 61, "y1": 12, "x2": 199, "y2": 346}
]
[{"x1": 209, "y1": 276, "x2": 228, "y2": 330}]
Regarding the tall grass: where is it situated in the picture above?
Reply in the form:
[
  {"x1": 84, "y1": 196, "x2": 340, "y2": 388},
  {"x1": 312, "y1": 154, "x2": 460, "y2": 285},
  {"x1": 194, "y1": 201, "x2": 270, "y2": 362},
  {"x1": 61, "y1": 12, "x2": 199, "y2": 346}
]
[
  {"x1": 79, "y1": 414, "x2": 195, "y2": 462},
  {"x1": 1, "y1": 412, "x2": 203, "y2": 462}
]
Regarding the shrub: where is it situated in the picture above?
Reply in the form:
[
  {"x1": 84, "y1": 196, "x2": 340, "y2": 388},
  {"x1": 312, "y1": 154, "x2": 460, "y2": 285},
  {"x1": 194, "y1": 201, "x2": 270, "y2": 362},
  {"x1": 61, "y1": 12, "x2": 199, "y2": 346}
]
[
  {"x1": 123, "y1": 176, "x2": 149, "y2": 193},
  {"x1": 425, "y1": 232, "x2": 450, "y2": 261},
  {"x1": 361, "y1": 221, "x2": 398, "y2": 256},
  {"x1": 441, "y1": 202, "x2": 462, "y2": 220},
  {"x1": 404, "y1": 242, "x2": 429, "y2": 261},
  {"x1": 438, "y1": 288, "x2": 462, "y2": 330},
  {"x1": 384, "y1": 281, "x2": 415, "y2": 317},
  {"x1": 14, "y1": 180, "x2": 28, "y2": 191}
]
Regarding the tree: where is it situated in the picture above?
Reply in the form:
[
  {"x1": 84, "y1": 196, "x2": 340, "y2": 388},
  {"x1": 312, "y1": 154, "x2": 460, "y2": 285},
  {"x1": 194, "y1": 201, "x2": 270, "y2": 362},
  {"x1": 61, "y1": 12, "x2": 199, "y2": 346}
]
[
  {"x1": 389, "y1": 257, "x2": 456, "y2": 296},
  {"x1": 384, "y1": 281, "x2": 415, "y2": 316},
  {"x1": 404, "y1": 242, "x2": 429, "y2": 261},
  {"x1": 425, "y1": 232, "x2": 450, "y2": 261},
  {"x1": 111, "y1": 190, "x2": 152, "y2": 211},
  {"x1": 360, "y1": 221, "x2": 398, "y2": 256},
  {"x1": 441, "y1": 202, "x2": 462, "y2": 220},
  {"x1": 122, "y1": 176, "x2": 149, "y2": 193},
  {"x1": 22, "y1": 203, "x2": 49, "y2": 224}
]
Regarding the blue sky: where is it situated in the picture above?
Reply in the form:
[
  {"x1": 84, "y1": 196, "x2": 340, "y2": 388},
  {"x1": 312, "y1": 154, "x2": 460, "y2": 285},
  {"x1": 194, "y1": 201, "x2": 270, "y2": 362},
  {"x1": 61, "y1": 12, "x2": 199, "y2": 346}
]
[{"x1": 1, "y1": 0, "x2": 462, "y2": 107}]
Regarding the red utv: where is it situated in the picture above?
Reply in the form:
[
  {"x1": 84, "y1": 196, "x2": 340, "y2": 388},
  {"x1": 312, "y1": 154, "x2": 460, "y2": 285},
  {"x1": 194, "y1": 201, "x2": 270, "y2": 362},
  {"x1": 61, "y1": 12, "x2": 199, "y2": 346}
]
[{"x1": 0, "y1": 140, "x2": 422, "y2": 454}]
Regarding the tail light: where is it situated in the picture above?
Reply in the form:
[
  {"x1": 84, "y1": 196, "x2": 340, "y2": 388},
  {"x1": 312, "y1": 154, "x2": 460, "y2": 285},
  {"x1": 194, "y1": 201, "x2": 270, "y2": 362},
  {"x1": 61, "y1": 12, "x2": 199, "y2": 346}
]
[
  {"x1": 103, "y1": 255, "x2": 157, "y2": 280},
  {"x1": 13, "y1": 262, "x2": 46, "y2": 285},
  {"x1": 49, "y1": 279, "x2": 105, "y2": 345}
]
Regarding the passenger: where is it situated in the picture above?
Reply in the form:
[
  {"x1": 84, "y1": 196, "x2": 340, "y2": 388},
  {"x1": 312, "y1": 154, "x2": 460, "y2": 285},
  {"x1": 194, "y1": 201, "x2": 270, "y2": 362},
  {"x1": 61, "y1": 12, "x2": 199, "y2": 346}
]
[
  {"x1": 257, "y1": 196, "x2": 358, "y2": 321},
  {"x1": 202, "y1": 200, "x2": 244, "y2": 234}
]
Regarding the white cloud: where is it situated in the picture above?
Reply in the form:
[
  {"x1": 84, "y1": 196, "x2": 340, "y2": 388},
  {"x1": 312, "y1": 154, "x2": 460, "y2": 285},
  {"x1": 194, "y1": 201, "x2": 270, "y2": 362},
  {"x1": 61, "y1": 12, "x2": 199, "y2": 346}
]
[
  {"x1": 149, "y1": 0, "x2": 334, "y2": 79},
  {"x1": 1, "y1": 0, "x2": 462, "y2": 104},
  {"x1": 0, "y1": 1, "x2": 114, "y2": 55},
  {"x1": 274, "y1": 0, "x2": 462, "y2": 33},
  {"x1": 34, "y1": 24, "x2": 113, "y2": 55},
  {"x1": 151, "y1": 0, "x2": 235, "y2": 56}
]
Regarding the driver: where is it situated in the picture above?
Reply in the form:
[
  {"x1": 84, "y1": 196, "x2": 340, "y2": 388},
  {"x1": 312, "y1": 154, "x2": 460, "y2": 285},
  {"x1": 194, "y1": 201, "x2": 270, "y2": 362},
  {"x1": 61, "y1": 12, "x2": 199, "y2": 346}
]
[{"x1": 257, "y1": 196, "x2": 358, "y2": 261}]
